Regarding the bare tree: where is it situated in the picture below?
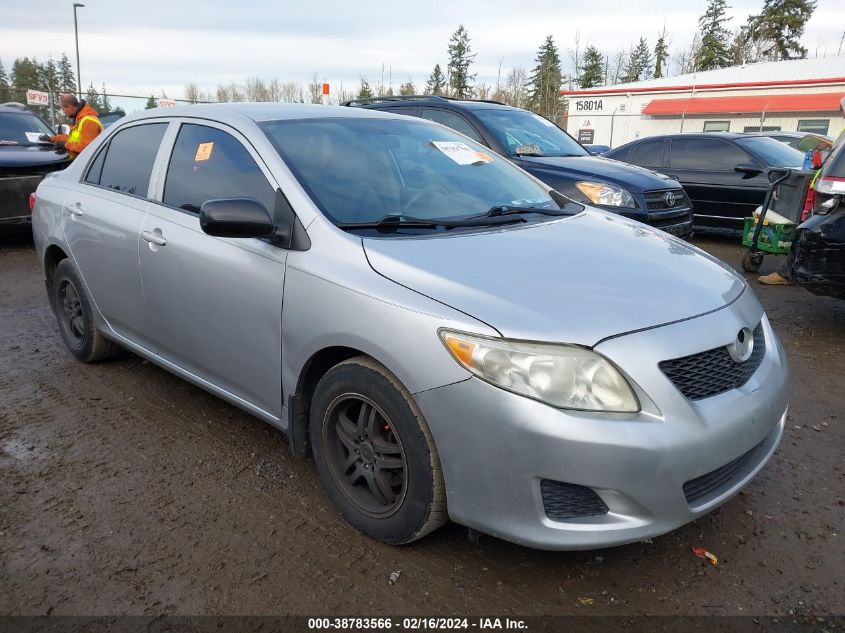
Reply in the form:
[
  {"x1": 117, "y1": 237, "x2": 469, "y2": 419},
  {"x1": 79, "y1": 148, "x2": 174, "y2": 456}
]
[
  {"x1": 245, "y1": 77, "x2": 271, "y2": 101},
  {"x1": 609, "y1": 49, "x2": 628, "y2": 85},
  {"x1": 307, "y1": 73, "x2": 322, "y2": 104},
  {"x1": 184, "y1": 82, "x2": 201, "y2": 103},
  {"x1": 566, "y1": 30, "x2": 582, "y2": 90},
  {"x1": 474, "y1": 83, "x2": 492, "y2": 100},
  {"x1": 504, "y1": 66, "x2": 529, "y2": 108},
  {"x1": 279, "y1": 81, "x2": 303, "y2": 103}
]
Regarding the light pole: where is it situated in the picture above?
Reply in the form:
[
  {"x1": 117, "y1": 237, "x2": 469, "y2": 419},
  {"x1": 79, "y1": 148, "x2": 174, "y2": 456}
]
[{"x1": 73, "y1": 3, "x2": 85, "y2": 98}]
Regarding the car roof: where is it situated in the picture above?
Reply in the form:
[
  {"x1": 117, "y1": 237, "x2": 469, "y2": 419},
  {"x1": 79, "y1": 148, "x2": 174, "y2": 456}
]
[
  {"x1": 116, "y1": 103, "x2": 402, "y2": 127},
  {"x1": 745, "y1": 130, "x2": 832, "y2": 141},
  {"x1": 343, "y1": 95, "x2": 514, "y2": 111}
]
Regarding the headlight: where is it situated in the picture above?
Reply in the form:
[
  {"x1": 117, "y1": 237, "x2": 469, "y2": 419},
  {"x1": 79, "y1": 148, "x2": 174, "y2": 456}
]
[
  {"x1": 439, "y1": 330, "x2": 639, "y2": 413},
  {"x1": 576, "y1": 181, "x2": 636, "y2": 208}
]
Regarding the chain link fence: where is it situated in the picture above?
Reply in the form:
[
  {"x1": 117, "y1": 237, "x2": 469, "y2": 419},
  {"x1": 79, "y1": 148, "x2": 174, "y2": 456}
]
[{"x1": 561, "y1": 110, "x2": 842, "y2": 150}]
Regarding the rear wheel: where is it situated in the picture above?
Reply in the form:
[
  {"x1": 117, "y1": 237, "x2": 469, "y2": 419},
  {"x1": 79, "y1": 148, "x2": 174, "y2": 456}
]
[
  {"x1": 309, "y1": 356, "x2": 447, "y2": 544},
  {"x1": 52, "y1": 259, "x2": 121, "y2": 362}
]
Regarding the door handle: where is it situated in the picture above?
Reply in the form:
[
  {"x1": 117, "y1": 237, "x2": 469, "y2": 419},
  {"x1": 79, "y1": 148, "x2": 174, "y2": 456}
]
[
  {"x1": 64, "y1": 202, "x2": 84, "y2": 216},
  {"x1": 141, "y1": 230, "x2": 167, "y2": 246}
]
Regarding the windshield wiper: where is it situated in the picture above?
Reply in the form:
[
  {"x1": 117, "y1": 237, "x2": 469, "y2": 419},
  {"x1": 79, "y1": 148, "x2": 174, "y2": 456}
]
[{"x1": 337, "y1": 213, "x2": 528, "y2": 233}]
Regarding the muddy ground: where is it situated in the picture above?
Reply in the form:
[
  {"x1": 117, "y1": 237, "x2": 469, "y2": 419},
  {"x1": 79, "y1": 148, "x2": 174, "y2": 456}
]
[{"x1": 1, "y1": 230, "x2": 843, "y2": 618}]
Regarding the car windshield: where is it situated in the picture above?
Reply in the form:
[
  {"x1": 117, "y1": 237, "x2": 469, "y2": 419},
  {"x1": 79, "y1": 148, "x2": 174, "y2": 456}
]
[
  {"x1": 471, "y1": 109, "x2": 589, "y2": 158},
  {"x1": 0, "y1": 111, "x2": 53, "y2": 145},
  {"x1": 261, "y1": 117, "x2": 578, "y2": 230},
  {"x1": 735, "y1": 136, "x2": 805, "y2": 168}
]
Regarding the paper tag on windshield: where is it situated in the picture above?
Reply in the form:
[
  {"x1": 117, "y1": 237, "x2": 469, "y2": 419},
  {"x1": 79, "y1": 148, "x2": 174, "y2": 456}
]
[
  {"x1": 25, "y1": 132, "x2": 45, "y2": 143},
  {"x1": 431, "y1": 141, "x2": 492, "y2": 165},
  {"x1": 195, "y1": 142, "x2": 214, "y2": 161}
]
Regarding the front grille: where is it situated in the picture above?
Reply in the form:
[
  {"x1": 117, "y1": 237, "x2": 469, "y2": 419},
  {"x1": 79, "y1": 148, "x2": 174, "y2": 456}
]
[
  {"x1": 540, "y1": 479, "x2": 608, "y2": 521},
  {"x1": 644, "y1": 189, "x2": 688, "y2": 210},
  {"x1": 683, "y1": 438, "x2": 767, "y2": 505},
  {"x1": 659, "y1": 323, "x2": 765, "y2": 401}
]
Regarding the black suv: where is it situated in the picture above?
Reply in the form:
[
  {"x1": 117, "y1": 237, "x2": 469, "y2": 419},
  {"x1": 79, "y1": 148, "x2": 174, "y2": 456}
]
[
  {"x1": 605, "y1": 133, "x2": 806, "y2": 228},
  {"x1": 1, "y1": 103, "x2": 69, "y2": 230},
  {"x1": 345, "y1": 96, "x2": 693, "y2": 237}
]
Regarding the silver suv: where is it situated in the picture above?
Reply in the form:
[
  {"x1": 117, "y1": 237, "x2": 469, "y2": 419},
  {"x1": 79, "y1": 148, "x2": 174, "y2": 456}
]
[{"x1": 32, "y1": 104, "x2": 788, "y2": 549}]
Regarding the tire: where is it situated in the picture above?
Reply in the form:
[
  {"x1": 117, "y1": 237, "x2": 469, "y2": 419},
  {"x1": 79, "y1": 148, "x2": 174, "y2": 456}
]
[
  {"x1": 309, "y1": 356, "x2": 447, "y2": 544},
  {"x1": 741, "y1": 250, "x2": 763, "y2": 273},
  {"x1": 51, "y1": 259, "x2": 121, "y2": 362}
]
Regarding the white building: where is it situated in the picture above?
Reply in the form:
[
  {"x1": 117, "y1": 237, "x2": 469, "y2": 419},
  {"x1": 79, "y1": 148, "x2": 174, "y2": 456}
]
[{"x1": 561, "y1": 57, "x2": 845, "y2": 148}]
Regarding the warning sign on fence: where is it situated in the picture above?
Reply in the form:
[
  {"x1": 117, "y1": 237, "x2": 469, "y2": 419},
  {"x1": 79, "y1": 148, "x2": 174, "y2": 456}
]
[{"x1": 26, "y1": 90, "x2": 49, "y2": 106}]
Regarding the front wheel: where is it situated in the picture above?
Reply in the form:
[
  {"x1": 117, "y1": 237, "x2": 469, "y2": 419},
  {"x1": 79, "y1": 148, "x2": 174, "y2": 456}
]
[
  {"x1": 741, "y1": 249, "x2": 764, "y2": 273},
  {"x1": 309, "y1": 356, "x2": 447, "y2": 544}
]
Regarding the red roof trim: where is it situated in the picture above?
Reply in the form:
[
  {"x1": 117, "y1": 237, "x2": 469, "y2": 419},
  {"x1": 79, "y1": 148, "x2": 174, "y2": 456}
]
[
  {"x1": 641, "y1": 92, "x2": 845, "y2": 115},
  {"x1": 561, "y1": 76, "x2": 845, "y2": 96}
]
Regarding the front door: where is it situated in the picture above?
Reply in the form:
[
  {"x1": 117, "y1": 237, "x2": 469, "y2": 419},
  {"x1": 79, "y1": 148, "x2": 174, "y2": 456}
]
[
  {"x1": 63, "y1": 121, "x2": 169, "y2": 346},
  {"x1": 139, "y1": 121, "x2": 287, "y2": 417}
]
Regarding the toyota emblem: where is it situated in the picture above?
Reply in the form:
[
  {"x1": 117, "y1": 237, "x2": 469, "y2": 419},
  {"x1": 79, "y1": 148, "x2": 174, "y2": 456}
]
[
  {"x1": 663, "y1": 191, "x2": 677, "y2": 207},
  {"x1": 727, "y1": 327, "x2": 754, "y2": 363}
]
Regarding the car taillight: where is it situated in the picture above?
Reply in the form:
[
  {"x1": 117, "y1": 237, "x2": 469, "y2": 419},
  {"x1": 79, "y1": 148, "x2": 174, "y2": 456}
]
[
  {"x1": 29, "y1": 193, "x2": 36, "y2": 212},
  {"x1": 801, "y1": 185, "x2": 815, "y2": 222}
]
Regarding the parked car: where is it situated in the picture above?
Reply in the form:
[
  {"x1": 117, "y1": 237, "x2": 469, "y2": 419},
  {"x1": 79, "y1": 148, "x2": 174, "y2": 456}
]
[
  {"x1": 605, "y1": 132, "x2": 807, "y2": 228},
  {"x1": 33, "y1": 103, "x2": 788, "y2": 550},
  {"x1": 345, "y1": 96, "x2": 693, "y2": 237},
  {"x1": 793, "y1": 140, "x2": 845, "y2": 299},
  {"x1": 583, "y1": 143, "x2": 611, "y2": 155},
  {"x1": 99, "y1": 109, "x2": 126, "y2": 128},
  {"x1": 0, "y1": 103, "x2": 70, "y2": 230},
  {"x1": 745, "y1": 131, "x2": 833, "y2": 154}
]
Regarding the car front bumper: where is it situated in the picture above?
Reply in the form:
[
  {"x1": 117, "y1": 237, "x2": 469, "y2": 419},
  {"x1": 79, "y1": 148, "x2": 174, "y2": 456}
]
[{"x1": 414, "y1": 289, "x2": 788, "y2": 550}]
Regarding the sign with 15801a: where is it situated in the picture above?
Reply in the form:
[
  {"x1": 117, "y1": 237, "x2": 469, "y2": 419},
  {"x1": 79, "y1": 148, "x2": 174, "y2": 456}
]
[{"x1": 574, "y1": 99, "x2": 604, "y2": 111}]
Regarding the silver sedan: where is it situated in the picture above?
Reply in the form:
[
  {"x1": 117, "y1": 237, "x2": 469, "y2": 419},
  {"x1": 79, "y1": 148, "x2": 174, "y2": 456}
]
[{"x1": 32, "y1": 104, "x2": 788, "y2": 549}]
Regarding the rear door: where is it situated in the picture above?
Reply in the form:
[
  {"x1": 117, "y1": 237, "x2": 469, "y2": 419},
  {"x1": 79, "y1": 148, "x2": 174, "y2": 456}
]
[
  {"x1": 139, "y1": 120, "x2": 287, "y2": 417},
  {"x1": 666, "y1": 137, "x2": 766, "y2": 224},
  {"x1": 63, "y1": 120, "x2": 169, "y2": 346}
]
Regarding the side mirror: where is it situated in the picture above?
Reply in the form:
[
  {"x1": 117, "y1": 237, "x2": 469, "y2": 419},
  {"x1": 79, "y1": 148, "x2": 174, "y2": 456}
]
[
  {"x1": 734, "y1": 163, "x2": 763, "y2": 178},
  {"x1": 199, "y1": 198, "x2": 277, "y2": 238}
]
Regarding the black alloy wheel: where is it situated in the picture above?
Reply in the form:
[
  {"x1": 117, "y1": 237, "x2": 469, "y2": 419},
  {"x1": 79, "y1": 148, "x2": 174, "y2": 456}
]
[{"x1": 323, "y1": 395, "x2": 407, "y2": 517}]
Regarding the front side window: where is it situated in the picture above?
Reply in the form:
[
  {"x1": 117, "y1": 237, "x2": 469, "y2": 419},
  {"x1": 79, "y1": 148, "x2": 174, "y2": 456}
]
[
  {"x1": 420, "y1": 108, "x2": 485, "y2": 144},
  {"x1": 734, "y1": 136, "x2": 805, "y2": 168},
  {"x1": 94, "y1": 123, "x2": 168, "y2": 197},
  {"x1": 669, "y1": 138, "x2": 751, "y2": 170},
  {"x1": 629, "y1": 139, "x2": 664, "y2": 168},
  {"x1": 163, "y1": 124, "x2": 276, "y2": 213},
  {"x1": 471, "y1": 109, "x2": 588, "y2": 157},
  {"x1": 260, "y1": 117, "x2": 577, "y2": 229}
]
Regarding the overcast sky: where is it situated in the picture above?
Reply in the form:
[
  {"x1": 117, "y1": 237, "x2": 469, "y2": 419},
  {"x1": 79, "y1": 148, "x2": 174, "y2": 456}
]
[{"x1": 2, "y1": 0, "x2": 844, "y2": 102}]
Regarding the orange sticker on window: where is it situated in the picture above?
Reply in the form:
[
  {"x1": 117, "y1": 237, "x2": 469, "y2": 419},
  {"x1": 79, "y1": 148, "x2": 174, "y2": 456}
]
[{"x1": 195, "y1": 142, "x2": 214, "y2": 161}]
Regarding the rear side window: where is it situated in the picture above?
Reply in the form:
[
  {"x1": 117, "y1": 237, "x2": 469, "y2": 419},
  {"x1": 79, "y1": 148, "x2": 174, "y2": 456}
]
[
  {"x1": 421, "y1": 108, "x2": 485, "y2": 144},
  {"x1": 629, "y1": 140, "x2": 664, "y2": 168},
  {"x1": 90, "y1": 123, "x2": 168, "y2": 197},
  {"x1": 669, "y1": 138, "x2": 750, "y2": 170},
  {"x1": 163, "y1": 124, "x2": 275, "y2": 214}
]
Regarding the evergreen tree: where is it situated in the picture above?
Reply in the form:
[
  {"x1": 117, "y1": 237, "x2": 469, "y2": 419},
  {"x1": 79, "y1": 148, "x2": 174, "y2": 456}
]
[
  {"x1": 653, "y1": 26, "x2": 670, "y2": 78},
  {"x1": 425, "y1": 64, "x2": 446, "y2": 95},
  {"x1": 100, "y1": 83, "x2": 112, "y2": 112},
  {"x1": 357, "y1": 77, "x2": 373, "y2": 100},
  {"x1": 740, "y1": 0, "x2": 816, "y2": 61},
  {"x1": 0, "y1": 58, "x2": 8, "y2": 87},
  {"x1": 145, "y1": 95, "x2": 158, "y2": 109},
  {"x1": 84, "y1": 83, "x2": 102, "y2": 111},
  {"x1": 695, "y1": 0, "x2": 733, "y2": 71},
  {"x1": 579, "y1": 46, "x2": 604, "y2": 88},
  {"x1": 57, "y1": 54, "x2": 76, "y2": 93},
  {"x1": 11, "y1": 57, "x2": 41, "y2": 90},
  {"x1": 399, "y1": 78, "x2": 416, "y2": 95},
  {"x1": 447, "y1": 25, "x2": 476, "y2": 99},
  {"x1": 528, "y1": 36, "x2": 563, "y2": 118},
  {"x1": 623, "y1": 38, "x2": 652, "y2": 83}
]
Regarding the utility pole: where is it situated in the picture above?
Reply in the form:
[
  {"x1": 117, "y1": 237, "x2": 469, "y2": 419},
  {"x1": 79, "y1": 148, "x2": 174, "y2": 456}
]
[{"x1": 73, "y1": 3, "x2": 85, "y2": 98}]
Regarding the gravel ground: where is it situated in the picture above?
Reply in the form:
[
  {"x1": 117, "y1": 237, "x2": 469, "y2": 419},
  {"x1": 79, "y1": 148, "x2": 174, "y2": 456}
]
[{"x1": 1, "y1": 230, "x2": 843, "y2": 618}]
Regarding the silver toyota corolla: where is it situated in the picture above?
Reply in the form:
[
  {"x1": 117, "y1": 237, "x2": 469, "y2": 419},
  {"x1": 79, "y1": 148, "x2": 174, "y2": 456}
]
[{"x1": 32, "y1": 104, "x2": 789, "y2": 550}]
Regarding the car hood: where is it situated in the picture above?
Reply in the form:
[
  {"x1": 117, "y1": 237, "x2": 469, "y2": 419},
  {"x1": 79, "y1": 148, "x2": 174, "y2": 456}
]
[
  {"x1": 363, "y1": 211, "x2": 744, "y2": 345},
  {"x1": 0, "y1": 145, "x2": 69, "y2": 169},
  {"x1": 519, "y1": 155, "x2": 677, "y2": 191}
]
